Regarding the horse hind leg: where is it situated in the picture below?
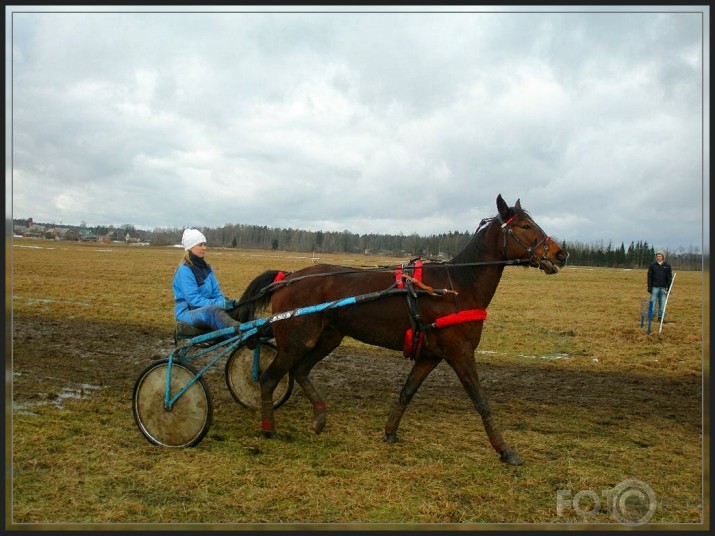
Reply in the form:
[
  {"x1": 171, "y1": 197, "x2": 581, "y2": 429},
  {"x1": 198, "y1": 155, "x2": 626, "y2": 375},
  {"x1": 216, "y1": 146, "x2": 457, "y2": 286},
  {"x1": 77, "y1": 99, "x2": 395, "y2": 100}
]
[
  {"x1": 384, "y1": 354, "x2": 441, "y2": 444},
  {"x1": 291, "y1": 329, "x2": 343, "y2": 435},
  {"x1": 293, "y1": 370, "x2": 327, "y2": 434}
]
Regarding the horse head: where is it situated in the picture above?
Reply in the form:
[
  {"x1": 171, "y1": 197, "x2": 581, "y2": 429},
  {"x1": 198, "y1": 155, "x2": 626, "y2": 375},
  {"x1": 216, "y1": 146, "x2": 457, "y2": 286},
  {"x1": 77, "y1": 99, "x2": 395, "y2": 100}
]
[{"x1": 496, "y1": 194, "x2": 568, "y2": 274}]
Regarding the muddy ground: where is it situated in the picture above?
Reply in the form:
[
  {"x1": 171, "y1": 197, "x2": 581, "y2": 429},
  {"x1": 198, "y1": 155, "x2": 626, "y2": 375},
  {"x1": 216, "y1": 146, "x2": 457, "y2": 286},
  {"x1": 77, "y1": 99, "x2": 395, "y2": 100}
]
[{"x1": 11, "y1": 314, "x2": 700, "y2": 429}]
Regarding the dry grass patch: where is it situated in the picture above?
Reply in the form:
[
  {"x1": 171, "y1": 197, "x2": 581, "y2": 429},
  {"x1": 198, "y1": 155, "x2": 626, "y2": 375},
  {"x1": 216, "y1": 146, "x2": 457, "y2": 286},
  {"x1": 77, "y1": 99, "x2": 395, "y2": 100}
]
[{"x1": 10, "y1": 240, "x2": 706, "y2": 527}]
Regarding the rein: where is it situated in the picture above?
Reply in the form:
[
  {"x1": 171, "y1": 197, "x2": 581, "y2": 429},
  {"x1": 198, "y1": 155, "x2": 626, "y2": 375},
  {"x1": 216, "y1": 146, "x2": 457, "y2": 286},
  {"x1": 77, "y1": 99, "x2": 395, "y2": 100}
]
[
  {"x1": 247, "y1": 211, "x2": 551, "y2": 301},
  {"x1": 259, "y1": 257, "x2": 531, "y2": 294}
]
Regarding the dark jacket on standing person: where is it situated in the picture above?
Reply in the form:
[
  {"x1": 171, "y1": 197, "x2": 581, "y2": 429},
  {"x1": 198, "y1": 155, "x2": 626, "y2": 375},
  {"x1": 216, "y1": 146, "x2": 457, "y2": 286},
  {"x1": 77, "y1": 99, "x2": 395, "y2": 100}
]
[{"x1": 647, "y1": 258, "x2": 672, "y2": 293}]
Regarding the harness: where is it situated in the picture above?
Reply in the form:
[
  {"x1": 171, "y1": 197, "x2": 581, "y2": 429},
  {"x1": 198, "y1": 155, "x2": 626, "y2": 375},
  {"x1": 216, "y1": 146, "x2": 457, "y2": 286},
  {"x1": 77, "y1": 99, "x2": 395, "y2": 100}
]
[
  {"x1": 396, "y1": 258, "x2": 488, "y2": 359},
  {"x1": 399, "y1": 213, "x2": 553, "y2": 359},
  {"x1": 397, "y1": 259, "x2": 428, "y2": 358}
]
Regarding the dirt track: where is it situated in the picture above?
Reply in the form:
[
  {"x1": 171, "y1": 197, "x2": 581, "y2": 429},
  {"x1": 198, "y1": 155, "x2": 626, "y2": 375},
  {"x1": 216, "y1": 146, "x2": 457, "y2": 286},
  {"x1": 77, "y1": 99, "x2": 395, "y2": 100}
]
[{"x1": 12, "y1": 314, "x2": 700, "y2": 430}]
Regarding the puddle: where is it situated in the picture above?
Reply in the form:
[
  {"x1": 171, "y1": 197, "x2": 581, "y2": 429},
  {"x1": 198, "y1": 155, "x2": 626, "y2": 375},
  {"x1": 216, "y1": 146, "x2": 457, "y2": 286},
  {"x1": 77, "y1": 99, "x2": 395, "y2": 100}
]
[
  {"x1": 53, "y1": 384, "x2": 101, "y2": 407},
  {"x1": 13, "y1": 402, "x2": 40, "y2": 416},
  {"x1": 19, "y1": 297, "x2": 53, "y2": 305},
  {"x1": 13, "y1": 296, "x2": 91, "y2": 307},
  {"x1": 478, "y1": 350, "x2": 569, "y2": 360},
  {"x1": 518, "y1": 353, "x2": 571, "y2": 360},
  {"x1": 13, "y1": 383, "x2": 103, "y2": 415},
  {"x1": 14, "y1": 244, "x2": 56, "y2": 250}
]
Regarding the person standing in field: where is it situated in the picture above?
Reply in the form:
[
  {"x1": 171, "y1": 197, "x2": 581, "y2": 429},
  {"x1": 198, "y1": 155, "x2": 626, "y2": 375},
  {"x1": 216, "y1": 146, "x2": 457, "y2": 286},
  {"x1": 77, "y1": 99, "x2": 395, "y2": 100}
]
[
  {"x1": 647, "y1": 251, "x2": 672, "y2": 321},
  {"x1": 173, "y1": 228, "x2": 241, "y2": 332}
]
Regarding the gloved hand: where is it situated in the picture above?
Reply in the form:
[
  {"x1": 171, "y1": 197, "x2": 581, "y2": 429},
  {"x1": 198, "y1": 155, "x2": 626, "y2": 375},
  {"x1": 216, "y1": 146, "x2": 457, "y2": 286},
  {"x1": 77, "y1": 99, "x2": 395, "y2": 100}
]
[{"x1": 223, "y1": 298, "x2": 239, "y2": 310}]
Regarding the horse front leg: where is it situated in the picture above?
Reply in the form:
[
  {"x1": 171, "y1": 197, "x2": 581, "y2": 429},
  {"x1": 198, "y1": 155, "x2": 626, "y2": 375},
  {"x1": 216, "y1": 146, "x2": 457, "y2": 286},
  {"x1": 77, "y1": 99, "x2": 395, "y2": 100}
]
[
  {"x1": 384, "y1": 355, "x2": 441, "y2": 443},
  {"x1": 447, "y1": 353, "x2": 524, "y2": 466}
]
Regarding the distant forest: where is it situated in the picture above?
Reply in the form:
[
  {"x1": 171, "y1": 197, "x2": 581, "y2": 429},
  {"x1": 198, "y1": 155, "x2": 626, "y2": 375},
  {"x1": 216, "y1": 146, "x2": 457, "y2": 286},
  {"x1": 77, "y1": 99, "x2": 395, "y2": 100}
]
[
  {"x1": 147, "y1": 223, "x2": 703, "y2": 271},
  {"x1": 13, "y1": 219, "x2": 703, "y2": 270}
]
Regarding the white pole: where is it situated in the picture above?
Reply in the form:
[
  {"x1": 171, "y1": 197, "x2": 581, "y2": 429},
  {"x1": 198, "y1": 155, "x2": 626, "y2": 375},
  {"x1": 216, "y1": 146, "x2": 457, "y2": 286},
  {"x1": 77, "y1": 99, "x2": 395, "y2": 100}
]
[{"x1": 658, "y1": 272, "x2": 677, "y2": 333}]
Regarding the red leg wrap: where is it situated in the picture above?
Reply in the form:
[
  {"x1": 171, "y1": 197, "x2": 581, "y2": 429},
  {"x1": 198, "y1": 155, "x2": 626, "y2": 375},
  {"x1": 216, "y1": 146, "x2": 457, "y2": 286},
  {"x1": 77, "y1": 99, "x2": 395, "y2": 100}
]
[{"x1": 261, "y1": 419, "x2": 275, "y2": 432}]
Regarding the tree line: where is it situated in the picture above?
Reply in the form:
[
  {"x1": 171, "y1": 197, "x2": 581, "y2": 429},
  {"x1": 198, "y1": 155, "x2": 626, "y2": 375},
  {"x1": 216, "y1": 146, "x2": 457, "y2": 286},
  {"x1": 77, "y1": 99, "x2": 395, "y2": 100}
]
[
  {"x1": 14, "y1": 218, "x2": 702, "y2": 270},
  {"x1": 146, "y1": 223, "x2": 703, "y2": 271},
  {"x1": 560, "y1": 239, "x2": 702, "y2": 270}
]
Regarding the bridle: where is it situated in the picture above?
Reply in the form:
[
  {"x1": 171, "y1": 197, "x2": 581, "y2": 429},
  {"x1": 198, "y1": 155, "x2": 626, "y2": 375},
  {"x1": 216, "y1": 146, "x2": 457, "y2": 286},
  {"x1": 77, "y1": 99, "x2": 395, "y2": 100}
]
[{"x1": 494, "y1": 211, "x2": 555, "y2": 268}]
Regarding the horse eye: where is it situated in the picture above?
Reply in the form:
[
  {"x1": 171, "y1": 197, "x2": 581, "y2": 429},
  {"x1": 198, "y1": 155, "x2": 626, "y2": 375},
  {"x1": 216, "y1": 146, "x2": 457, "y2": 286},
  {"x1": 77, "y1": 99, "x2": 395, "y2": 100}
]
[{"x1": 521, "y1": 224, "x2": 531, "y2": 230}]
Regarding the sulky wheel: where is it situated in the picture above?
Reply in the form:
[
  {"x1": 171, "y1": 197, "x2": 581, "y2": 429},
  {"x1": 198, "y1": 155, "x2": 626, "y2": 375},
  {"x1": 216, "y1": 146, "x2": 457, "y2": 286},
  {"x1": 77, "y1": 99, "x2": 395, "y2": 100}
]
[
  {"x1": 225, "y1": 341, "x2": 293, "y2": 410},
  {"x1": 132, "y1": 358, "x2": 212, "y2": 447}
]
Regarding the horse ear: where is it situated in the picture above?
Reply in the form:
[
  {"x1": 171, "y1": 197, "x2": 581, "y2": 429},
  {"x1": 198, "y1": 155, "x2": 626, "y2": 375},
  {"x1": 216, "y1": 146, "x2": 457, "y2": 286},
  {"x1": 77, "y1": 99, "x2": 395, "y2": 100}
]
[
  {"x1": 497, "y1": 194, "x2": 509, "y2": 217},
  {"x1": 515, "y1": 199, "x2": 522, "y2": 211}
]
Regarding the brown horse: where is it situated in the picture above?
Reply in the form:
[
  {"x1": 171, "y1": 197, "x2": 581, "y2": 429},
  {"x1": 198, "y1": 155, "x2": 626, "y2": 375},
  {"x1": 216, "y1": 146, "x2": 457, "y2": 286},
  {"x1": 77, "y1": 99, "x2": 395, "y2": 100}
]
[{"x1": 236, "y1": 195, "x2": 567, "y2": 465}]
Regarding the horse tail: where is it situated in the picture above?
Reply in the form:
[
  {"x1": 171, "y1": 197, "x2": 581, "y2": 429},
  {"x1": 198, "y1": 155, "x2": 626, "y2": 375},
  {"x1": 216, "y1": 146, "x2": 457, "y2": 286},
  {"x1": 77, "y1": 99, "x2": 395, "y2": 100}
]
[{"x1": 234, "y1": 269, "x2": 287, "y2": 323}]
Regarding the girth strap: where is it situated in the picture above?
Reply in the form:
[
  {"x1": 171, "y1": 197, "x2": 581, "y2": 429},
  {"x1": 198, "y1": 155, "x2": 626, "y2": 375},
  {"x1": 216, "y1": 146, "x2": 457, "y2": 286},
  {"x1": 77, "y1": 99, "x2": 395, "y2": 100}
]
[
  {"x1": 403, "y1": 278, "x2": 424, "y2": 359},
  {"x1": 429, "y1": 309, "x2": 487, "y2": 329},
  {"x1": 397, "y1": 260, "x2": 427, "y2": 359}
]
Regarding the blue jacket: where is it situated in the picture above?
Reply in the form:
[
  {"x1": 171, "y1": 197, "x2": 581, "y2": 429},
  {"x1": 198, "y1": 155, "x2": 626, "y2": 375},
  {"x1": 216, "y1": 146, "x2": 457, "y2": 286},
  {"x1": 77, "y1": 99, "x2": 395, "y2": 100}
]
[{"x1": 173, "y1": 263, "x2": 226, "y2": 321}]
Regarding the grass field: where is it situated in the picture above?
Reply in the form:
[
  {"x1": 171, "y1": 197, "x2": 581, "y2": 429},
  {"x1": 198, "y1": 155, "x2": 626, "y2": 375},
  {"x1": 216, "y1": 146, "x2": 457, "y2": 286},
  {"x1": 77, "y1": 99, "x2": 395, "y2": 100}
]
[{"x1": 9, "y1": 239, "x2": 708, "y2": 529}]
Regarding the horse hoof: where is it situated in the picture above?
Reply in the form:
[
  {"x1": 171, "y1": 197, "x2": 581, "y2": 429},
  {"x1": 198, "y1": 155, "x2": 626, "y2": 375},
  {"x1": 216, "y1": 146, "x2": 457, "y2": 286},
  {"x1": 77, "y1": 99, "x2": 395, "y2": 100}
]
[
  {"x1": 310, "y1": 420, "x2": 325, "y2": 434},
  {"x1": 500, "y1": 448, "x2": 524, "y2": 466},
  {"x1": 383, "y1": 432, "x2": 398, "y2": 444}
]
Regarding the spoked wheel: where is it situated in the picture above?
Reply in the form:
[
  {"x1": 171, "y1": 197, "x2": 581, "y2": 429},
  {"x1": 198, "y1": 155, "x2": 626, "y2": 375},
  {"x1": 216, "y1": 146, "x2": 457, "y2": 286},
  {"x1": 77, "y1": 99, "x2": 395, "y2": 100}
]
[
  {"x1": 132, "y1": 358, "x2": 212, "y2": 447},
  {"x1": 225, "y1": 341, "x2": 293, "y2": 410}
]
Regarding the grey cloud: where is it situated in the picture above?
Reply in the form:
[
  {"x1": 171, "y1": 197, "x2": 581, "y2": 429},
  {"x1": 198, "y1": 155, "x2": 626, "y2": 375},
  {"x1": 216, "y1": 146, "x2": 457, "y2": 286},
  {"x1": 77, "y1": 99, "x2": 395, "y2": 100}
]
[{"x1": 9, "y1": 7, "x2": 707, "y2": 252}]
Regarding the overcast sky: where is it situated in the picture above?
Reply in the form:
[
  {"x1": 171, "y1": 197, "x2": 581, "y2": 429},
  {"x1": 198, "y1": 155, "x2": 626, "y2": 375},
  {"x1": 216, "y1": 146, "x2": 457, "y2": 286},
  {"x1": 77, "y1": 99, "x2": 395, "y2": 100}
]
[{"x1": 7, "y1": 5, "x2": 710, "y2": 252}]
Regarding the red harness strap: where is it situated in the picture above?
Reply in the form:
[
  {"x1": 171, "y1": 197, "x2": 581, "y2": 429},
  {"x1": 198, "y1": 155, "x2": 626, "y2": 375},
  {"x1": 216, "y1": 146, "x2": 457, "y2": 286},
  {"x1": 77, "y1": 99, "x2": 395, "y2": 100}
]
[
  {"x1": 413, "y1": 260, "x2": 423, "y2": 281},
  {"x1": 395, "y1": 268, "x2": 403, "y2": 288},
  {"x1": 403, "y1": 308, "x2": 488, "y2": 358},
  {"x1": 403, "y1": 329, "x2": 424, "y2": 358},
  {"x1": 433, "y1": 309, "x2": 487, "y2": 328},
  {"x1": 395, "y1": 260, "x2": 423, "y2": 289}
]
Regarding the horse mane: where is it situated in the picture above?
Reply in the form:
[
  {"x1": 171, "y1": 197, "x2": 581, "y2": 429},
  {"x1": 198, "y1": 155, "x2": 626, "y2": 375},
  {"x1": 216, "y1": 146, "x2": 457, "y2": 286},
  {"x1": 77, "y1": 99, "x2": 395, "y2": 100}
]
[
  {"x1": 234, "y1": 269, "x2": 283, "y2": 322},
  {"x1": 452, "y1": 218, "x2": 492, "y2": 261}
]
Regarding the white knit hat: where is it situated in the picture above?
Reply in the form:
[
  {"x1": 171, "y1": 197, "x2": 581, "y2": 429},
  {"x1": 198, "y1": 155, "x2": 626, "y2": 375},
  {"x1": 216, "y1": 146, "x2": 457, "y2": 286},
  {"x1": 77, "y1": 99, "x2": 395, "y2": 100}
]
[{"x1": 182, "y1": 228, "x2": 207, "y2": 250}]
